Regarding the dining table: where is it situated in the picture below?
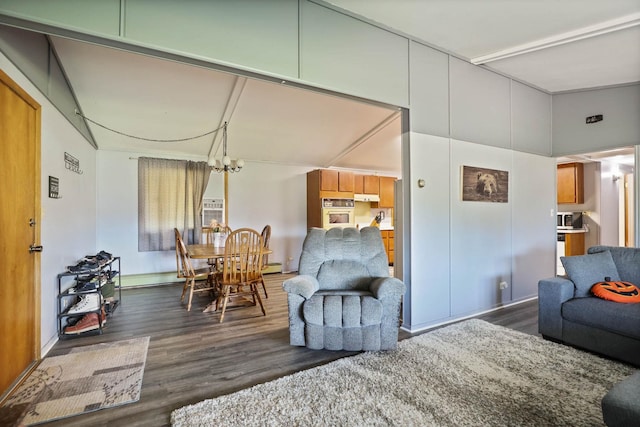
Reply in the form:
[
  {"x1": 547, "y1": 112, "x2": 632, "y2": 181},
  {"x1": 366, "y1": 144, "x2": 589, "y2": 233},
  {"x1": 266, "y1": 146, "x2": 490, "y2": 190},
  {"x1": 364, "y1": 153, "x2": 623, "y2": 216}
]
[{"x1": 186, "y1": 243, "x2": 273, "y2": 313}]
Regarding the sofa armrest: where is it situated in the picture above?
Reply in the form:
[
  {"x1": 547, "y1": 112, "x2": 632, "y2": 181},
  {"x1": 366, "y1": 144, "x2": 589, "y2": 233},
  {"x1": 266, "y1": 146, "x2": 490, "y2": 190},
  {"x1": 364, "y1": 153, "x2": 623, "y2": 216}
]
[
  {"x1": 538, "y1": 276, "x2": 575, "y2": 341},
  {"x1": 282, "y1": 274, "x2": 319, "y2": 299},
  {"x1": 370, "y1": 277, "x2": 406, "y2": 299}
]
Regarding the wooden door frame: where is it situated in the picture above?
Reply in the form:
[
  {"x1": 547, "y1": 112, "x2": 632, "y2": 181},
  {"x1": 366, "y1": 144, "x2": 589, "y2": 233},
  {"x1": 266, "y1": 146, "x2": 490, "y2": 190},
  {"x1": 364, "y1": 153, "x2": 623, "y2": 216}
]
[{"x1": 0, "y1": 68, "x2": 42, "y2": 401}]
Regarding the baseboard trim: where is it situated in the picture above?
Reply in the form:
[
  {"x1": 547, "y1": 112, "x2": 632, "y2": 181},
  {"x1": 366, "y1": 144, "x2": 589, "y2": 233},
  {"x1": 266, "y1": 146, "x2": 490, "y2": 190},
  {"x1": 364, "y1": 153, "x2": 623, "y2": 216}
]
[
  {"x1": 120, "y1": 272, "x2": 181, "y2": 288},
  {"x1": 401, "y1": 296, "x2": 538, "y2": 334},
  {"x1": 121, "y1": 263, "x2": 284, "y2": 288}
]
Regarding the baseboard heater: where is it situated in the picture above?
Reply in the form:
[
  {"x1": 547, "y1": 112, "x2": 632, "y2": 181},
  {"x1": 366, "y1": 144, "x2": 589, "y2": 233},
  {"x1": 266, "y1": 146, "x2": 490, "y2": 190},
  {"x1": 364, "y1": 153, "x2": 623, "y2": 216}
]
[{"x1": 120, "y1": 263, "x2": 283, "y2": 288}]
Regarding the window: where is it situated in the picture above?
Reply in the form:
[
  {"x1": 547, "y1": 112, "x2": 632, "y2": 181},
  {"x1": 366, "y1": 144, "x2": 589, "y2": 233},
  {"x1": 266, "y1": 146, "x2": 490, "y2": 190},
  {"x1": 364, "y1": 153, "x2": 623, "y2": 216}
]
[{"x1": 138, "y1": 157, "x2": 210, "y2": 251}]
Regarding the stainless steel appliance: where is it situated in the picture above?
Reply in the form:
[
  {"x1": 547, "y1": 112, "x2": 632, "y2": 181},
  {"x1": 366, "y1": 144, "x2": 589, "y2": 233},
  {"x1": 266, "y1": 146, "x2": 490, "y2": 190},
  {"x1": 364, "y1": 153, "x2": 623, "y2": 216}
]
[
  {"x1": 321, "y1": 198, "x2": 355, "y2": 230},
  {"x1": 557, "y1": 211, "x2": 583, "y2": 230}
]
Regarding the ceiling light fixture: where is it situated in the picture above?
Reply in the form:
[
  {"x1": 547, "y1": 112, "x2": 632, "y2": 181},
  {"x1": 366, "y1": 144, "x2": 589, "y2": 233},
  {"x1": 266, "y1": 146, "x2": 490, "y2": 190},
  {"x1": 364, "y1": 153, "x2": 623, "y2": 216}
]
[{"x1": 208, "y1": 122, "x2": 244, "y2": 173}]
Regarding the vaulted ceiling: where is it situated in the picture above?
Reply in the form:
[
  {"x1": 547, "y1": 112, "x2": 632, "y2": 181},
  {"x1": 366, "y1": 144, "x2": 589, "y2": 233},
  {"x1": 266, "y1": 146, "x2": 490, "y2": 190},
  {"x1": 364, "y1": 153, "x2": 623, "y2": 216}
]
[{"x1": 47, "y1": 1, "x2": 639, "y2": 174}]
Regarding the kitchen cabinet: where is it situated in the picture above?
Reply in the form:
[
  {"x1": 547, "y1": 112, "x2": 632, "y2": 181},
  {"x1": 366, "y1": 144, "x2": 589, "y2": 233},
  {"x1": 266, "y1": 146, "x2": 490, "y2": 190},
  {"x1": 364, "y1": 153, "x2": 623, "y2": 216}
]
[
  {"x1": 381, "y1": 229, "x2": 394, "y2": 265},
  {"x1": 377, "y1": 176, "x2": 396, "y2": 208},
  {"x1": 355, "y1": 174, "x2": 380, "y2": 194},
  {"x1": 314, "y1": 169, "x2": 354, "y2": 194},
  {"x1": 308, "y1": 169, "x2": 355, "y2": 199},
  {"x1": 557, "y1": 162, "x2": 584, "y2": 204},
  {"x1": 565, "y1": 232, "x2": 585, "y2": 256},
  {"x1": 338, "y1": 171, "x2": 354, "y2": 192},
  {"x1": 319, "y1": 169, "x2": 338, "y2": 191}
]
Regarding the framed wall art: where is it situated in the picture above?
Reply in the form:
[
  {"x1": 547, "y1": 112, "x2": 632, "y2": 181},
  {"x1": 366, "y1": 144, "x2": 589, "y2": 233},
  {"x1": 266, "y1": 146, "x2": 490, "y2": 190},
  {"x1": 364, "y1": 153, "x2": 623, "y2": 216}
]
[{"x1": 461, "y1": 165, "x2": 508, "y2": 203}]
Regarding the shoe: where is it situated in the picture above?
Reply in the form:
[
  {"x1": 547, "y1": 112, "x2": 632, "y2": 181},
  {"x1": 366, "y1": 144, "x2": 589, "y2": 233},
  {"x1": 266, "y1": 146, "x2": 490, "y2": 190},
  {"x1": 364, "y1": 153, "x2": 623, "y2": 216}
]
[
  {"x1": 96, "y1": 251, "x2": 113, "y2": 261},
  {"x1": 76, "y1": 274, "x2": 96, "y2": 283},
  {"x1": 64, "y1": 313, "x2": 101, "y2": 334},
  {"x1": 67, "y1": 294, "x2": 101, "y2": 314},
  {"x1": 68, "y1": 281, "x2": 98, "y2": 294},
  {"x1": 67, "y1": 260, "x2": 100, "y2": 273}
]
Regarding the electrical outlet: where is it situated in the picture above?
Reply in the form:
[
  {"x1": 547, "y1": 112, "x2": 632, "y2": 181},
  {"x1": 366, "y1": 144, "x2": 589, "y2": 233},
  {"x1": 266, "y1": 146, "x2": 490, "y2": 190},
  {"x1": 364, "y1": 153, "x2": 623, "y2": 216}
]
[{"x1": 499, "y1": 281, "x2": 509, "y2": 290}]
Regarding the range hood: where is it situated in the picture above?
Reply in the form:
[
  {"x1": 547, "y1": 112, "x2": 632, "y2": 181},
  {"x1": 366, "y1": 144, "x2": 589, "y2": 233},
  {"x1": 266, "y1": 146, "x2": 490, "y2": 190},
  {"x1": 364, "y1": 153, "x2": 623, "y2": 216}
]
[{"x1": 354, "y1": 194, "x2": 380, "y2": 202}]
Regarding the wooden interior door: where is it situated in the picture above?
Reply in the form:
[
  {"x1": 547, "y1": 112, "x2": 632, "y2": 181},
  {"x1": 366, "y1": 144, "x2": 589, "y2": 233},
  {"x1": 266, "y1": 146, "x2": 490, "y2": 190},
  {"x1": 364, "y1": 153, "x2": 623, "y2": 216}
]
[{"x1": 0, "y1": 69, "x2": 41, "y2": 398}]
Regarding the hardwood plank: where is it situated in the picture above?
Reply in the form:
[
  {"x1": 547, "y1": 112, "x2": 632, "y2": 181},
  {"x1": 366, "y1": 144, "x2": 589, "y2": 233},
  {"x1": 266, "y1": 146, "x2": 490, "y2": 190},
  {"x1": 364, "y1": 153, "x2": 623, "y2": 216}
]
[{"x1": 40, "y1": 273, "x2": 538, "y2": 427}]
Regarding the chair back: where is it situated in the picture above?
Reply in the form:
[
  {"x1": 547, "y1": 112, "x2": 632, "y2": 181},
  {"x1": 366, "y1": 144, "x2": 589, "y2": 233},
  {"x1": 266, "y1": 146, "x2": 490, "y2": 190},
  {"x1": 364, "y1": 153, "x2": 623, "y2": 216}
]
[
  {"x1": 260, "y1": 225, "x2": 271, "y2": 265},
  {"x1": 174, "y1": 228, "x2": 196, "y2": 279},
  {"x1": 298, "y1": 227, "x2": 388, "y2": 291},
  {"x1": 220, "y1": 228, "x2": 264, "y2": 285}
]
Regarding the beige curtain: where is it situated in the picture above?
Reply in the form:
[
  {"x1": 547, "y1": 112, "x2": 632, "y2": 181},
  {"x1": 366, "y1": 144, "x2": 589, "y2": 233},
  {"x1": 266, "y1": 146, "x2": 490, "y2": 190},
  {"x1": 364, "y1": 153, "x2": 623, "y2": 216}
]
[{"x1": 138, "y1": 157, "x2": 211, "y2": 251}]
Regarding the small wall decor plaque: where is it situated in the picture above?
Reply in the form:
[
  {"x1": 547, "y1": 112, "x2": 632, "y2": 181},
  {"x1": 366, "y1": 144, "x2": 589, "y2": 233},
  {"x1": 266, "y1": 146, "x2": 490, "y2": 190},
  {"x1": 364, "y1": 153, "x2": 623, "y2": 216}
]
[
  {"x1": 49, "y1": 176, "x2": 60, "y2": 199},
  {"x1": 64, "y1": 152, "x2": 82, "y2": 174},
  {"x1": 461, "y1": 165, "x2": 508, "y2": 203}
]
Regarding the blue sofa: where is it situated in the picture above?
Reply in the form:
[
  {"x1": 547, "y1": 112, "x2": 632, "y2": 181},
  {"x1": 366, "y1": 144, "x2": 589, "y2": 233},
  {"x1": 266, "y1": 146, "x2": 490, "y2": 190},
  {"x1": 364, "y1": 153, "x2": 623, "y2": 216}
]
[{"x1": 538, "y1": 245, "x2": 640, "y2": 367}]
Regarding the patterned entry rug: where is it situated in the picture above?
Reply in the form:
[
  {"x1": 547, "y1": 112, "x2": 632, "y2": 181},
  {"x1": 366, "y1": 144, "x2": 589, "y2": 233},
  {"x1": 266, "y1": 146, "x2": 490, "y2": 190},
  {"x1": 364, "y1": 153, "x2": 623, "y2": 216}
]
[
  {"x1": 1, "y1": 336, "x2": 149, "y2": 426},
  {"x1": 172, "y1": 320, "x2": 635, "y2": 426}
]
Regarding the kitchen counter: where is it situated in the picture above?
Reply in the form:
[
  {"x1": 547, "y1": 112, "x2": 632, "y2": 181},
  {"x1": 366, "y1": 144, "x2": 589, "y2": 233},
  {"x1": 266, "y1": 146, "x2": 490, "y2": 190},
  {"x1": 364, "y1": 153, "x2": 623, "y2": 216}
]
[{"x1": 557, "y1": 228, "x2": 587, "y2": 234}]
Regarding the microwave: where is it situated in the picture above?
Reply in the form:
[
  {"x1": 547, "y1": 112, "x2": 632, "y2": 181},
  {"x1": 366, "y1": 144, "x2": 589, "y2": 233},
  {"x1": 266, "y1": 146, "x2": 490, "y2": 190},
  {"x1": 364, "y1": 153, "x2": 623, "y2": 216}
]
[{"x1": 557, "y1": 212, "x2": 583, "y2": 230}]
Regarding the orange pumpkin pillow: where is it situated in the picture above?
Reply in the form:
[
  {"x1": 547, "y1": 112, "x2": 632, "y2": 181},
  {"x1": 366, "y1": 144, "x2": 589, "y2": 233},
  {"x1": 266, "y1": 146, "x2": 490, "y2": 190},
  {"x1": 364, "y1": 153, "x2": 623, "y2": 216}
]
[{"x1": 591, "y1": 277, "x2": 640, "y2": 303}]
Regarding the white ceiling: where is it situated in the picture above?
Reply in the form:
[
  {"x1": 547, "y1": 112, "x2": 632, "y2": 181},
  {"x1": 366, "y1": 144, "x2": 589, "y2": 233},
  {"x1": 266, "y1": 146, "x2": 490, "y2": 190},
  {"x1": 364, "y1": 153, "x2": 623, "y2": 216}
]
[
  {"x1": 49, "y1": 1, "x2": 639, "y2": 173},
  {"x1": 328, "y1": 0, "x2": 640, "y2": 93}
]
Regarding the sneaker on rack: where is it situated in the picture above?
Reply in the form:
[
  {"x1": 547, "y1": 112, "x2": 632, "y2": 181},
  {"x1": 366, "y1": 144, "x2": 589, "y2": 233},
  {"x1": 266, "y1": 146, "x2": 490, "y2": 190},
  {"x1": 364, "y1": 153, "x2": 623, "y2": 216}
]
[
  {"x1": 64, "y1": 313, "x2": 100, "y2": 334},
  {"x1": 97, "y1": 250, "x2": 112, "y2": 261},
  {"x1": 68, "y1": 281, "x2": 98, "y2": 294},
  {"x1": 76, "y1": 274, "x2": 96, "y2": 283},
  {"x1": 67, "y1": 293, "x2": 101, "y2": 314},
  {"x1": 67, "y1": 260, "x2": 100, "y2": 273}
]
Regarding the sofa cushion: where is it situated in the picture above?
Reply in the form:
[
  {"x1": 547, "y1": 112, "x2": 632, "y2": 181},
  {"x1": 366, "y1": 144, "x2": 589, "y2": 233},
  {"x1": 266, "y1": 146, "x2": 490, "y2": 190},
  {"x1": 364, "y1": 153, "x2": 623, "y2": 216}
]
[
  {"x1": 561, "y1": 297, "x2": 640, "y2": 340},
  {"x1": 588, "y1": 246, "x2": 640, "y2": 285},
  {"x1": 303, "y1": 293, "x2": 382, "y2": 327},
  {"x1": 561, "y1": 251, "x2": 620, "y2": 298},
  {"x1": 317, "y1": 260, "x2": 371, "y2": 291}
]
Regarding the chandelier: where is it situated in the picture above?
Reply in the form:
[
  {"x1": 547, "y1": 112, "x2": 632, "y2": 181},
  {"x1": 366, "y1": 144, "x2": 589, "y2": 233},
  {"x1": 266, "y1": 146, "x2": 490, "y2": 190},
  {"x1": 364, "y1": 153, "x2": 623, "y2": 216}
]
[{"x1": 208, "y1": 121, "x2": 244, "y2": 173}]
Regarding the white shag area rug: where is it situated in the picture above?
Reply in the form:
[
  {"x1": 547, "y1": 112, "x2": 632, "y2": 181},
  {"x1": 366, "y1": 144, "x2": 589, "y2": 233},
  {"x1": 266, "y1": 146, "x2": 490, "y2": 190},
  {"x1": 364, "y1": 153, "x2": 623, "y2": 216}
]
[{"x1": 171, "y1": 319, "x2": 635, "y2": 426}]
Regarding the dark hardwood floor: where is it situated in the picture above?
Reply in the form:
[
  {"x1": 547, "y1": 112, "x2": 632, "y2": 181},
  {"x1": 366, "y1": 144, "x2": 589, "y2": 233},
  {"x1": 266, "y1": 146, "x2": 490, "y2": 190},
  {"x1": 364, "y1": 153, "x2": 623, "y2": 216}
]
[{"x1": 42, "y1": 273, "x2": 539, "y2": 427}]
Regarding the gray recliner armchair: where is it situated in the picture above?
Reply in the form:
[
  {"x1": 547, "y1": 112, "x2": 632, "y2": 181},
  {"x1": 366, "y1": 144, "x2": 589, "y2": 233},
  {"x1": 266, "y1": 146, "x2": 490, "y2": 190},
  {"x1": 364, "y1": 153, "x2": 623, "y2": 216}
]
[{"x1": 283, "y1": 227, "x2": 406, "y2": 351}]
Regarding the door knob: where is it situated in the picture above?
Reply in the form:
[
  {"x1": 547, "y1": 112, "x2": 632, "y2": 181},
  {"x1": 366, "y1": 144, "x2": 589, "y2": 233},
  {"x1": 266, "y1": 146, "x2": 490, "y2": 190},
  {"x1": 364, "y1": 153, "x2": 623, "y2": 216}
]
[{"x1": 29, "y1": 245, "x2": 43, "y2": 253}]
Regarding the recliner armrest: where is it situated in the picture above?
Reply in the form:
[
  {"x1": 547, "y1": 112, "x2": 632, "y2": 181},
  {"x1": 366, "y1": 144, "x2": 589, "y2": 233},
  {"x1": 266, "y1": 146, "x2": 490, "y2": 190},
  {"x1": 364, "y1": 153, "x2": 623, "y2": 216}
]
[
  {"x1": 538, "y1": 276, "x2": 575, "y2": 340},
  {"x1": 370, "y1": 277, "x2": 406, "y2": 299},
  {"x1": 283, "y1": 275, "x2": 320, "y2": 299}
]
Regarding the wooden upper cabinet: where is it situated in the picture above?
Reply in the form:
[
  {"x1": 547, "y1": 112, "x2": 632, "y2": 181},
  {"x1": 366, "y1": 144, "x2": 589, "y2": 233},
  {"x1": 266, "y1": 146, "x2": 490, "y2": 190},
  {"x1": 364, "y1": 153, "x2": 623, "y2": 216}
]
[
  {"x1": 338, "y1": 171, "x2": 354, "y2": 192},
  {"x1": 363, "y1": 175, "x2": 379, "y2": 194},
  {"x1": 310, "y1": 169, "x2": 355, "y2": 199},
  {"x1": 557, "y1": 162, "x2": 584, "y2": 204},
  {"x1": 319, "y1": 169, "x2": 339, "y2": 192},
  {"x1": 354, "y1": 174, "x2": 379, "y2": 194},
  {"x1": 354, "y1": 174, "x2": 365, "y2": 194},
  {"x1": 378, "y1": 176, "x2": 396, "y2": 207}
]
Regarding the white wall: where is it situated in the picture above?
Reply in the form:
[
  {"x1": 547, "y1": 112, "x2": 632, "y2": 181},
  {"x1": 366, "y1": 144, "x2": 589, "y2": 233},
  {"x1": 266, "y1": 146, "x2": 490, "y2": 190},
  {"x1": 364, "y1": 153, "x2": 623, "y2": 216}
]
[
  {"x1": 97, "y1": 152, "x2": 310, "y2": 276},
  {"x1": 405, "y1": 133, "x2": 556, "y2": 331},
  {"x1": 599, "y1": 161, "x2": 622, "y2": 246},
  {"x1": 1, "y1": 52, "x2": 98, "y2": 353},
  {"x1": 553, "y1": 84, "x2": 640, "y2": 156}
]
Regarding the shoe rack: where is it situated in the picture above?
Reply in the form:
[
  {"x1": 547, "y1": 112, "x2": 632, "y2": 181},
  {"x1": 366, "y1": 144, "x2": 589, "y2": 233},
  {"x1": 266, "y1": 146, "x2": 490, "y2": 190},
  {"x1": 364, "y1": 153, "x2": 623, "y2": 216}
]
[{"x1": 56, "y1": 256, "x2": 121, "y2": 339}]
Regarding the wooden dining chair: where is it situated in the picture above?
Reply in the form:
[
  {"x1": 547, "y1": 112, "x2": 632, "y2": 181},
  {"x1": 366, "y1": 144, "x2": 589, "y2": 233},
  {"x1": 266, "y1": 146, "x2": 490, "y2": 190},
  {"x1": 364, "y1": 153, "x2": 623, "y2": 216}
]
[
  {"x1": 259, "y1": 224, "x2": 271, "y2": 298},
  {"x1": 174, "y1": 228, "x2": 215, "y2": 311},
  {"x1": 214, "y1": 228, "x2": 266, "y2": 323}
]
